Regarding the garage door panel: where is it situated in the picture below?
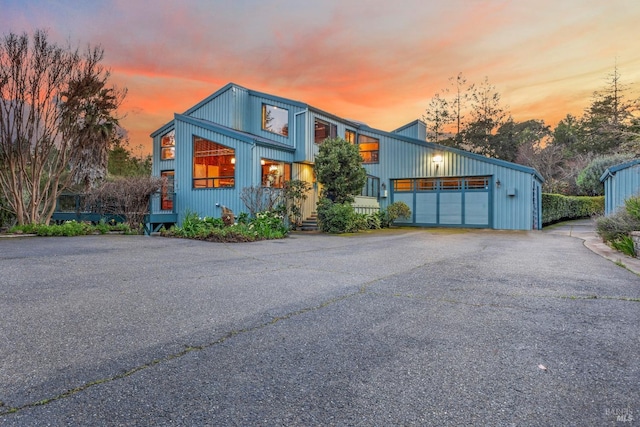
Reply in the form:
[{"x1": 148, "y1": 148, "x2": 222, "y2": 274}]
[
  {"x1": 465, "y1": 192, "x2": 489, "y2": 225},
  {"x1": 439, "y1": 192, "x2": 462, "y2": 225},
  {"x1": 392, "y1": 193, "x2": 413, "y2": 223},
  {"x1": 415, "y1": 193, "x2": 437, "y2": 224}
]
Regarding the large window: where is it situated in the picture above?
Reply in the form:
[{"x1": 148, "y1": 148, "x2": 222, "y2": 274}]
[
  {"x1": 261, "y1": 159, "x2": 291, "y2": 188},
  {"x1": 160, "y1": 130, "x2": 175, "y2": 160},
  {"x1": 160, "y1": 170, "x2": 174, "y2": 210},
  {"x1": 192, "y1": 136, "x2": 235, "y2": 188},
  {"x1": 358, "y1": 135, "x2": 379, "y2": 163},
  {"x1": 314, "y1": 119, "x2": 337, "y2": 144},
  {"x1": 262, "y1": 104, "x2": 289, "y2": 136}
]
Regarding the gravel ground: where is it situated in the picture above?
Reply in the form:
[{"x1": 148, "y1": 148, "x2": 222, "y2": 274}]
[{"x1": 0, "y1": 228, "x2": 638, "y2": 426}]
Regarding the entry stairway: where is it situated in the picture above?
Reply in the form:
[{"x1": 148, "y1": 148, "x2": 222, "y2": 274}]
[{"x1": 300, "y1": 213, "x2": 318, "y2": 231}]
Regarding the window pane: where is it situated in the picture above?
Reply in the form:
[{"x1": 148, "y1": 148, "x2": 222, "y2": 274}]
[
  {"x1": 440, "y1": 178, "x2": 462, "y2": 190},
  {"x1": 416, "y1": 179, "x2": 436, "y2": 191},
  {"x1": 393, "y1": 179, "x2": 413, "y2": 192},
  {"x1": 465, "y1": 177, "x2": 489, "y2": 189},
  {"x1": 358, "y1": 135, "x2": 379, "y2": 164},
  {"x1": 193, "y1": 136, "x2": 235, "y2": 188},
  {"x1": 161, "y1": 130, "x2": 175, "y2": 160},
  {"x1": 262, "y1": 104, "x2": 289, "y2": 136},
  {"x1": 261, "y1": 159, "x2": 291, "y2": 188},
  {"x1": 345, "y1": 130, "x2": 356, "y2": 144},
  {"x1": 315, "y1": 119, "x2": 334, "y2": 144},
  {"x1": 161, "y1": 171, "x2": 174, "y2": 210}
]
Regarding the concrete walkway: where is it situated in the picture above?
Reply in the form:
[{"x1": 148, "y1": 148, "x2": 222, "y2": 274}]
[{"x1": 543, "y1": 218, "x2": 640, "y2": 276}]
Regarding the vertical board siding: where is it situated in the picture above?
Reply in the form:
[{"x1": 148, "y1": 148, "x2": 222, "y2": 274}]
[
  {"x1": 174, "y1": 119, "x2": 253, "y2": 223},
  {"x1": 293, "y1": 163, "x2": 317, "y2": 220},
  {"x1": 247, "y1": 95, "x2": 300, "y2": 148},
  {"x1": 605, "y1": 164, "x2": 640, "y2": 215},
  {"x1": 150, "y1": 84, "x2": 542, "y2": 231},
  {"x1": 368, "y1": 132, "x2": 538, "y2": 230},
  {"x1": 189, "y1": 87, "x2": 245, "y2": 130}
]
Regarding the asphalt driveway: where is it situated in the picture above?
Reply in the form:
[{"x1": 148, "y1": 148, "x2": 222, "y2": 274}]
[{"x1": 0, "y1": 228, "x2": 638, "y2": 426}]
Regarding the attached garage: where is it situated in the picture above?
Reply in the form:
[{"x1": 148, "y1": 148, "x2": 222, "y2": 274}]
[
  {"x1": 391, "y1": 176, "x2": 491, "y2": 227},
  {"x1": 361, "y1": 124, "x2": 544, "y2": 230}
]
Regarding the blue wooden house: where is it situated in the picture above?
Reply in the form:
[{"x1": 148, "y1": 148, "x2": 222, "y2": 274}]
[
  {"x1": 600, "y1": 158, "x2": 640, "y2": 215},
  {"x1": 149, "y1": 83, "x2": 543, "y2": 231}
]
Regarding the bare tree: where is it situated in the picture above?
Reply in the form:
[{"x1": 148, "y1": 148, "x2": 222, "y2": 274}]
[
  {"x1": 448, "y1": 72, "x2": 470, "y2": 140},
  {"x1": 0, "y1": 29, "x2": 125, "y2": 224},
  {"x1": 422, "y1": 92, "x2": 451, "y2": 142}
]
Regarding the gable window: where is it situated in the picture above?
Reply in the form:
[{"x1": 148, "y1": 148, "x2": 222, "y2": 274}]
[
  {"x1": 314, "y1": 119, "x2": 337, "y2": 144},
  {"x1": 161, "y1": 130, "x2": 175, "y2": 160},
  {"x1": 261, "y1": 159, "x2": 291, "y2": 188},
  {"x1": 160, "y1": 170, "x2": 174, "y2": 210},
  {"x1": 192, "y1": 136, "x2": 235, "y2": 188},
  {"x1": 358, "y1": 135, "x2": 379, "y2": 163},
  {"x1": 345, "y1": 129, "x2": 356, "y2": 144},
  {"x1": 262, "y1": 104, "x2": 289, "y2": 136}
]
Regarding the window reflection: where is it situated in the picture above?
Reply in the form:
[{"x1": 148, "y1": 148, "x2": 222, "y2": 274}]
[{"x1": 262, "y1": 104, "x2": 289, "y2": 136}]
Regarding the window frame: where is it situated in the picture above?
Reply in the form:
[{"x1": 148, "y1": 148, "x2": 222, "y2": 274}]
[
  {"x1": 314, "y1": 118, "x2": 337, "y2": 144},
  {"x1": 160, "y1": 130, "x2": 175, "y2": 160},
  {"x1": 261, "y1": 104, "x2": 289, "y2": 137},
  {"x1": 260, "y1": 159, "x2": 292, "y2": 188},
  {"x1": 160, "y1": 170, "x2": 174, "y2": 210},
  {"x1": 345, "y1": 129, "x2": 356, "y2": 144},
  {"x1": 358, "y1": 134, "x2": 379, "y2": 164},
  {"x1": 192, "y1": 136, "x2": 236, "y2": 189}
]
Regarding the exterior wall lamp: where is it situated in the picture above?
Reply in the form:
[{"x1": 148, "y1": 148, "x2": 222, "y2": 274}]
[
  {"x1": 432, "y1": 154, "x2": 443, "y2": 163},
  {"x1": 496, "y1": 179, "x2": 501, "y2": 188},
  {"x1": 380, "y1": 182, "x2": 387, "y2": 198}
]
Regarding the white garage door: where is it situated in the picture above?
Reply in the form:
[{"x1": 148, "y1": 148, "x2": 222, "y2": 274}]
[{"x1": 391, "y1": 177, "x2": 491, "y2": 228}]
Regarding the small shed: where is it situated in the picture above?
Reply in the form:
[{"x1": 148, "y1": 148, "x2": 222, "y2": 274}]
[{"x1": 600, "y1": 158, "x2": 640, "y2": 215}]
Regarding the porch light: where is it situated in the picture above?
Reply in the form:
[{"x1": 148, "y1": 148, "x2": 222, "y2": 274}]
[
  {"x1": 231, "y1": 157, "x2": 236, "y2": 164},
  {"x1": 496, "y1": 179, "x2": 501, "y2": 188},
  {"x1": 432, "y1": 154, "x2": 443, "y2": 163},
  {"x1": 261, "y1": 159, "x2": 265, "y2": 165}
]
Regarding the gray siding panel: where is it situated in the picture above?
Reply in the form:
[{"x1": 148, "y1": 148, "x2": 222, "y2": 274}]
[
  {"x1": 605, "y1": 163, "x2": 640, "y2": 215},
  {"x1": 367, "y1": 131, "x2": 537, "y2": 230}
]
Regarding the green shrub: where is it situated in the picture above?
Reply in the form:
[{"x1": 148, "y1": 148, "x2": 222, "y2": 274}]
[
  {"x1": 611, "y1": 236, "x2": 636, "y2": 257},
  {"x1": 317, "y1": 198, "x2": 358, "y2": 233},
  {"x1": 163, "y1": 209, "x2": 287, "y2": 241},
  {"x1": 595, "y1": 211, "x2": 640, "y2": 243},
  {"x1": 576, "y1": 154, "x2": 635, "y2": 196},
  {"x1": 8, "y1": 220, "x2": 125, "y2": 236},
  {"x1": 365, "y1": 212, "x2": 382, "y2": 229},
  {"x1": 542, "y1": 193, "x2": 604, "y2": 225},
  {"x1": 385, "y1": 201, "x2": 412, "y2": 226},
  {"x1": 625, "y1": 195, "x2": 640, "y2": 221}
]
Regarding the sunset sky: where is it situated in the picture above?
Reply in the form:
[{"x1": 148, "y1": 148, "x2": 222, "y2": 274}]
[{"x1": 2, "y1": 0, "x2": 640, "y2": 155}]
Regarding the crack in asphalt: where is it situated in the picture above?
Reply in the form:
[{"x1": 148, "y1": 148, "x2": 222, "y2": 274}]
[{"x1": 2, "y1": 268, "x2": 637, "y2": 417}]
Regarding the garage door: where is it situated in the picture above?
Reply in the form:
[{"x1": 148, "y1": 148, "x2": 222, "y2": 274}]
[{"x1": 391, "y1": 177, "x2": 491, "y2": 228}]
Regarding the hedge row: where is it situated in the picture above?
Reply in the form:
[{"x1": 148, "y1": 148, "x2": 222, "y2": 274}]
[{"x1": 542, "y1": 193, "x2": 604, "y2": 225}]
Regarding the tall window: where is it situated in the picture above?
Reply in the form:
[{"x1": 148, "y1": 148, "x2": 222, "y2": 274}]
[
  {"x1": 262, "y1": 104, "x2": 289, "y2": 136},
  {"x1": 161, "y1": 130, "x2": 175, "y2": 160},
  {"x1": 345, "y1": 129, "x2": 356, "y2": 144},
  {"x1": 314, "y1": 119, "x2": 337, "y2": 144},
  {"x1": 261, "y1": 159, "x2": 291, "y2": 188},
  {"x1": 358, "y1": 135, "x2": 379, "y2": 163},
  {"x1": 192, "y1": 136, "x2": 235, "y2": 188},
  {"x1": 160, "y1": 170, "x2": 174, "y2": 210}
]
